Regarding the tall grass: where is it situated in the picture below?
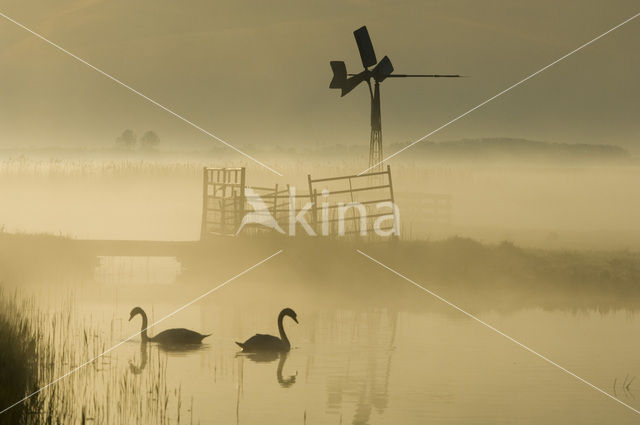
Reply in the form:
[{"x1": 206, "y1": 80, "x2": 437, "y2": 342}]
[
  {"x1": 0, "y1": 290, "x2": 41, "y2": 425},
  {"x1": 0, "y1": 289, "x2": 185, "y2": 425},
  {"x1": 0, "y1": 157, "x2": 203, "y2": 178}
]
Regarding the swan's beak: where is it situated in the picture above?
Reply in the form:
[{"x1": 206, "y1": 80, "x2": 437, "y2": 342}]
[
  {"x1": 293, "y1": 316, "x2": 299, "y2": 324},
  {"x1": 128, "y1": 314, "x2": 134, "y2": 321}
]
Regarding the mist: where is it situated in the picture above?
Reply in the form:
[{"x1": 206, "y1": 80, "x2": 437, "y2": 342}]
[{"x1": 2, "y1": 2, "x2": 640, "y2": 424}]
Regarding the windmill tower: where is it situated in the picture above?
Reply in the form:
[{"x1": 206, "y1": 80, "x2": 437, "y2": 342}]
[{"x1": 330, "y1": 26, "x2": 462, "y2": 172}]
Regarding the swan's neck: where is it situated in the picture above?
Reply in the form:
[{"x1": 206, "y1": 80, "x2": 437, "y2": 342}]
[
  {"x1": 139, "y1": 311, "x2": 150, "y2": 342},
  {"x1": 278, "y1": 312, "x2": 290, "y2": 349}
]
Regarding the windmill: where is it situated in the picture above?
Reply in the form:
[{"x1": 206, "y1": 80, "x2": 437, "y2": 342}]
[{"x1": 330, "y1": 26, "x2": 462, "y2": 172}]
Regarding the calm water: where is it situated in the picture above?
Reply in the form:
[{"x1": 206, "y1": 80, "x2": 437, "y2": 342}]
[{"x1": 10, "y1": 256, "x2": 640, "y2": 424}]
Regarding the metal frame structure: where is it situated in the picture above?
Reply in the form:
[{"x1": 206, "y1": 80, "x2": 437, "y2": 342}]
[
  {"x1": 307, "y1": 165, "x2": 397, "y2": 236},
  {"x1": 329, "y1": 26, "x2": 462, "y2": 172},
  {"x1": 200, "y1": 167, "x2": 245, "y2": 238},
  {"x1": 200, "y1": 166, "x2": 399, "y2": 239}
]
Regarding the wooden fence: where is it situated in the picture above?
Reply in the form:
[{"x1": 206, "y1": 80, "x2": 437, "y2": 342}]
[
  {"x1": 200, "y1": 166, "x2": 399, "y2": 239},
  {"x1": 200, "y1": 167, "x2": 245, "y2": 238},
  {"x1": 307, "y1": 166, "x2": 397, "y2": 236}
]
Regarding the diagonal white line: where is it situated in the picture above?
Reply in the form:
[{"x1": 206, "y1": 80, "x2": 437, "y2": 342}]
[
  {"x1": 0, "y1": 249, "x2": 283, "y2": 416},
  {"x1": 0, "y1": 11, "x2": 283, "y2": 177},
  {"x1": 359, "y1": 11, "x2": 640, "y2": 175},
  {"x1": 356, "y1": 249, "x2": 640, "y2": 415}
]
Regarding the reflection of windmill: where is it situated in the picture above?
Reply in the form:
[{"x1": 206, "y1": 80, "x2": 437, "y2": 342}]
[
  {"x1": 324, "y1": 309, "x2": 399, "y2": 424},
  {"x1": 330, "y1": 26, "x2": 463, "y2": 172}
]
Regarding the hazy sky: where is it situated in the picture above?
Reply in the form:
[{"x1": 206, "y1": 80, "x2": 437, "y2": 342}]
[{"x1": 0, "y1": 0, "x2": 638, "y2": 152}]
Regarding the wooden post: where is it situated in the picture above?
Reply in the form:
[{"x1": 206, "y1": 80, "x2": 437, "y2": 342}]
[
  {"x1": 313, "y1": 189, "x2": 319, "y2": 235},
  {"x1": 307, "y1": 175, "x2": 317, "y2": 232},
  {"x1": 200, "y1": 167, "x2": 209, "y2": 241},
  {"x1": 387, "y1": 165, "x2": 395, "y2": 205},
  {"x1": 221, "y1": 199, "x2": 227, "y2": 235},
  {"x1": 286, "y1": 184, "x2": 291, "y2": 232},
  {"x1": 386, "y1": 165, "x2": 399, "y2": 240},
  {"x1": 237, "y1": 167, "x2": 246, "y2": 234},
  {"x1": 273, "y1": 184, "x2": 279, "y2": 224},
  {"x1": 348, "y1": 176, "x2": 355, "y2": 235},
  {"x1": 348, "y1": 176, "x2": 354, "y2": 203},
  {"x1": 232, "y1": 191, "x2": 238, "y2": 235}
]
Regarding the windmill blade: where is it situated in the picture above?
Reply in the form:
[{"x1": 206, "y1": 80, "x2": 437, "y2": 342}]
[
  {"x1": 329, "y1": 62, "x2": 368, "y2": 96},
  {"x1": 353, "y1": 26, "x2": 377, "y2": 68},
  {"x1": 372, "y1": 56, "x2": 394, "y2": 83},
  {"x1": 329, "y1": 61, "x2": 347, "y2": 89}
]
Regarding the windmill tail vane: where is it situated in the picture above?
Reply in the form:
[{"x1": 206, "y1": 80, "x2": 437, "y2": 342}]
[{"x1": 329, "y1": 25, "x2": 464, "y2": 171}]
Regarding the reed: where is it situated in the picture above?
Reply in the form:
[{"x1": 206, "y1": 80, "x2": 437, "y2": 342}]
[
  {"x1": 0, "y1": 289, "x2": 185, "y2": 425},
  {"x1": 0, "y1": 290, "x2": 41, "y2": 425}
]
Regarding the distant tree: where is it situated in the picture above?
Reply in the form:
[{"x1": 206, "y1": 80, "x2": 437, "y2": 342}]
[
  {"x1": 115, "y1": 129, "x2": 137, "y2": 150},
  {"x1": 140, "y1": 130, "x2": 160, "y2": 151}
]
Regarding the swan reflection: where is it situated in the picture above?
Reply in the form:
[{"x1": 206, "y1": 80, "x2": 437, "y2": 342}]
[
  {"x1": 157, "y1": 342, "x2": 209, "y2": 355},
  {"x1": 239, "y1": 351, "x2": 297, "y2": 388},
  {"x1": 276, "y1": 353, "x2": 296, "y2": 388},
  {"x1": 128, "y1": 341, "x2": 148, "y2": 374}
]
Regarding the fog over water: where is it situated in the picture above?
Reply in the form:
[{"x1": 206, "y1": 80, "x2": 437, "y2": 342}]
[
  {"x1": 1, "y1": 1, "x2": 640, "y2": 423},
  {"x1": 3, "y1": 241, "x2": 640, "y2": 424},
  {"x1": 0, "y1": 157, "x2": 639, "y2": 424}
]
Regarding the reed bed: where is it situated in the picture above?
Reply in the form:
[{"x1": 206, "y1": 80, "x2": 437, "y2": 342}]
[
  {"x1": 0, "y1": 157, "x2": 203, "y2": 179},
  {"x1": 0, "y1": 289, "x2": 187, "y2": 425}
]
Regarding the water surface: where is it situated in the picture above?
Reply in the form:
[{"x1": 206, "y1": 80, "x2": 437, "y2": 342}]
[{"x1": 9, "y1": 255, "x2": 640, "y2": 424}]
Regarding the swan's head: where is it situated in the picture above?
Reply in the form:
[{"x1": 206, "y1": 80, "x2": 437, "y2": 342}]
[
  {"x1": 282, "y1": 307, "x2": 298, "y2": 324},
  {"x1": 129, "y1": 306, "x2": 145, "y2": 321}
]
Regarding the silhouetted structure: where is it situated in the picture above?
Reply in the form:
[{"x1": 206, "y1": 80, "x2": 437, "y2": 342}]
[
  {"x1": 329, "y1": 26, "x2": 462, "y2": 171},
  {"x1": 200, "y1": 166, "x2": 399, "y2": 238}
]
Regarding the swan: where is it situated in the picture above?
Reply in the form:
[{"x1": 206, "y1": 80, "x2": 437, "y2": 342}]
[
  {"x1": 129, "y1": 306, "x2": 210, "y2": 345},
  {"x1": 236, "y1": 308, "x2": 298, "y2": 352}
]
